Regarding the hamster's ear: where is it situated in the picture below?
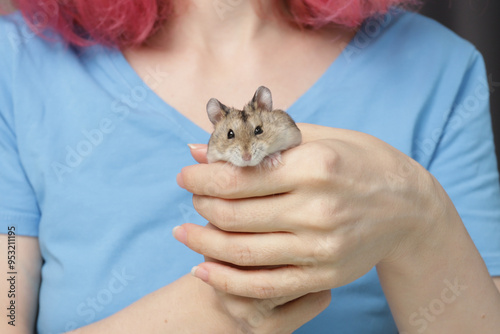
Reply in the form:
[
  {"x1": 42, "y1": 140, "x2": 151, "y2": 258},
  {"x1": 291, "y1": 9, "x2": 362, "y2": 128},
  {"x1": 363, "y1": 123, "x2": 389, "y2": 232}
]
[
  {"x1": 207, "y1": 98, "x2": 230, "y2": 125},
  {"x1": 252, "y1": 86, "x2": 273, "y2": 111}
]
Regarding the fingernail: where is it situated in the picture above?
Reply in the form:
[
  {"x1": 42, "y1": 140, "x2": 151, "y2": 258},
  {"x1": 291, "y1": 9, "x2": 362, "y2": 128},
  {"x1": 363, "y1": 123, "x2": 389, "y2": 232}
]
[
  {"x1": 191, "y1": 266, "x2": 209, "y2": 282},
  {"x1": 176, "y1": 173, "x2": 185, "y2": 188},
  {"x1": 187, "y1": 144, "x2": 204, "y2": 150},
  {"x1": 172, "y1": 225, "x2": 187, "y2": 244}
]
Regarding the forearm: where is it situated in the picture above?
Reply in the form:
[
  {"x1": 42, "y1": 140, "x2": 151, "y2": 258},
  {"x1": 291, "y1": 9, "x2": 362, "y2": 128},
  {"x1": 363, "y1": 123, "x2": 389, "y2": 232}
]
[
  {"x1": 377, "y1": 187, "x2": 500, "y2": 333},
  {"x1": 68, "y1": 274, "x2": 234, "y2": 334},
  {"x1": 0, "y1": 235, "x2": 41, "y2": 334}
]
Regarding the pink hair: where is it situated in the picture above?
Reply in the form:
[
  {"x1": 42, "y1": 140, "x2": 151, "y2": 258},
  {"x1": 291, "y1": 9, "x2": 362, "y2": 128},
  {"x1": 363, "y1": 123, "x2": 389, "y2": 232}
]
[
  {"x1": 10, "y1": 0, "x2": 417, "y2": 49},
  {"x1": 278, "y1": 0, "x2": 418, "y2": 28}
]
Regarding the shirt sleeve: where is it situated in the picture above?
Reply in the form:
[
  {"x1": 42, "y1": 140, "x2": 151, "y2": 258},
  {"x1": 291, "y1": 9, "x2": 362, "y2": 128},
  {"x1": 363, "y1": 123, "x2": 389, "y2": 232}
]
[
  {"x1": 0, "y1": 15, "x2": 41, "y2": 237},
  {"x1": 427, "y1": 50, "x2": 500, "y2": 276}
]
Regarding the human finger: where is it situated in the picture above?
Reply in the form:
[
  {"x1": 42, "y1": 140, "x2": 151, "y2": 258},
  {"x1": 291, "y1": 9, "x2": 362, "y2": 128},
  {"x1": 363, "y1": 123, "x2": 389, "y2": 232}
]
[
  {"x1": 187, "y1": 144, "x2": 208, "y2": 163},
  {"x1": 190, "y1": 261, "x2": 331, "y2": 299},
  {"x1": 192, "y1": 193, "x2": 304, "y2": 233},
  {"x1": 174, "y1": 223, "x2": 315, "y2": 267},
  {"x1": 218, "y1": 290, "x2": 331, "y2": 333},
  {"x1": 178, "y1": 140, "x2": 341, "y2": 199},
  {"x1": 270, "y1": 290, "x2": 331, "y2": 332},
  {"x1": 177, "y1": 159, "x2": 297, "y2": 199}
]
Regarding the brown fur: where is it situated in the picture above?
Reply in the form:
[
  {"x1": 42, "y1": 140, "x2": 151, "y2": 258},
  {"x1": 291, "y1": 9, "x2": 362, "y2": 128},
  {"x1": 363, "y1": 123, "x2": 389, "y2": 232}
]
[{"x1": 206, "y1": 86, "x2": 302, "y2": 167}]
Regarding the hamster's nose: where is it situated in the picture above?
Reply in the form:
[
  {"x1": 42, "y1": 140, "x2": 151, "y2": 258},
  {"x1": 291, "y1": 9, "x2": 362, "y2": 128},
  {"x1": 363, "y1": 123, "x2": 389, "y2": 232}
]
[{"x1": 242, "y1": 153, "x2": 252, "y2": 162}]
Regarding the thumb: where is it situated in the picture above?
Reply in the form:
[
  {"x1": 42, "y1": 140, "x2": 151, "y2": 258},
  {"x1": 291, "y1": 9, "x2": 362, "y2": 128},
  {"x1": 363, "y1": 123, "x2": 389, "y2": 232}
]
[{"x1": 188, "y1": 144, "x2": 208, "y2": 163}]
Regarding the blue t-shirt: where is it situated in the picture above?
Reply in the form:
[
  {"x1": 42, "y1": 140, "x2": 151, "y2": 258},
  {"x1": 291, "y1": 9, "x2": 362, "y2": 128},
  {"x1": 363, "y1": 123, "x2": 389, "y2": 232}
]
[{"x1": 1, "y1": 10, "x2": 499, "y2": 334}]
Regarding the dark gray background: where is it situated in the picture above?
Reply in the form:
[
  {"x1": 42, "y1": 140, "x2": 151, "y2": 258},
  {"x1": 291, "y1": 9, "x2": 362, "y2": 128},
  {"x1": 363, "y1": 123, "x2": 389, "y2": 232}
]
[{"x1": 420, "y1": 0, "x2": 500, "y2": 173}]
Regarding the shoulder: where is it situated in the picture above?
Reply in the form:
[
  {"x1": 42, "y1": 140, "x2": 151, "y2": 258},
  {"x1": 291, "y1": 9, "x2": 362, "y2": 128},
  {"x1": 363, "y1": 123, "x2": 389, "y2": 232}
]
[
  {"x1": 390, "y1": 10, "x2": 470, "y2": 46},
  {"x1": 0, "y1": 12, "x2": 95, "y2": 81},
  {"x1": 0, "y1": 13, "x2": 23, "y2": 84},
  {"x1": 0, "y1": 12, "x2": 26, "y2": 53},
  {"x1": 384, "y1": 10, "x2": 475, "y2": 54},
  {"x1": 0, "y1": 12, "x2": 64, "y2": 89},
  {"x1": 0, "y1": 13, "x2": 27, "y2": 123},
  {"x1": 0, "y1": 12, "x2": 120, "y2": 149},
  {"x1": 315, "y1": 10, "x2": 488, "y2": 165},
  {"x1": 351, "y1": 10, "x2": 480, "y2": 73},
  {"x1": 352, "y1": 10, "x2": 486, "y2": 100},
  {"x1": 0, "y1": 11, "x2": 116, "y2": 106},
  {"x1": 0, "y1": 12, "x2": 57, "y2": 62}
]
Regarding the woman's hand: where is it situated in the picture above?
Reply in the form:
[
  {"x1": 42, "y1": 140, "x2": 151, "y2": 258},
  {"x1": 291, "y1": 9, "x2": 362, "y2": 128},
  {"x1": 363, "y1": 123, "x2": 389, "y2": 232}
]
[
  {"x1": 204, "y1": 277, "x2": 331, "y2": 334},
  {"x1": 174, "y1": 123, "x2": 442, "y2": 299},
  {"x1": 176, "y1": 123, "x2": 500, "y2": 333},
  {"x1": 187, "y1": 222, "x2": 332, "y2": 334},
  {"x1": 67, "y1": 271, "x2": 330, "y2": 334}
]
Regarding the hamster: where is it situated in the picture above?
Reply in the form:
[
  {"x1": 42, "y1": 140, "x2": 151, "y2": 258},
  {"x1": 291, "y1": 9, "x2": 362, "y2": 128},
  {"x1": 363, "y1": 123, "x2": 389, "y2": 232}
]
[{"x1": 206, "y1": 86, "x2": 302, "y2": 167}]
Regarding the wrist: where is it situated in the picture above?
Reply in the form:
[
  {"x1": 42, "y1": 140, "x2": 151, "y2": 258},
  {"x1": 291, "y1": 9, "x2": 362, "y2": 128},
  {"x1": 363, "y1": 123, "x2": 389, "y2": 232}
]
[
  {"x1": 378, "y1": 168, "x2": 458, "y2": 274},
  {"x1": 375, "y1": 170, "x2": 500, "y2": 333}
]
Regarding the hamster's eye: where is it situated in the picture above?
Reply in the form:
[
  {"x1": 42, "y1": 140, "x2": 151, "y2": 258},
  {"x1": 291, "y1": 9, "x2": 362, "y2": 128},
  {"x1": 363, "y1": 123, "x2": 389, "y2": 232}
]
[
  {"x1": 254, "y1": 126, "x2": 263, "y2": 135},
  {"x1": 228, "y1": 129, "x2": 235, "y2": 139}
]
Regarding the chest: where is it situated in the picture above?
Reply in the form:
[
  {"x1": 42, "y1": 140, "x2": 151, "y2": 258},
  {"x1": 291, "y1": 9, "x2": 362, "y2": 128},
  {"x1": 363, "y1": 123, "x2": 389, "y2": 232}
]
[{"x1": 123, "y1": 30, "x2": 355, "y2": 132}]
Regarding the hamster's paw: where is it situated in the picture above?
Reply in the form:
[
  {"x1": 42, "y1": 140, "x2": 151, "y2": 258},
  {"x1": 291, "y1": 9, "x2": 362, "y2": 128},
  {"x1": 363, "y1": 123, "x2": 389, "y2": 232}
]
[{"x1": 262, "y1": 152, "x2": 283, "y2": 169}]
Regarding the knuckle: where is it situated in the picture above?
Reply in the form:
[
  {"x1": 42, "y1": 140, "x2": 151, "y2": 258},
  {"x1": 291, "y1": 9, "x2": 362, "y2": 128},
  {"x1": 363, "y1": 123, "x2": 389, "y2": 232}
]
[
  {"x1": 318, "y1": 150, "x2": 339, "y2": 179},
  {"x1": 303, "y1": 197, "x2": 338, "y2": 230},
  {"x1": 252, "y1": 282, "x2": 277, "y2": 299},
  {"x1": 311, "y1": 235, "x2": 339, "y2": 262},
  {"x1": 193, "y1": 197, "x2": 240, "y2": 230},
  {"x1": 307, "y1": 143, "x2": 339, "y2": 185},
  {"x1": 226, "y1": 243, "x2": 255, "y2": 266},
  {"x1": 201, "y1": 179, "x2": 222, "y2": 197},
  {"x1": 212, "y1": 166, "x2": 240, "y2": 197},
  {"x1": 220, "y1": 278, "x2": 232, "y2": 294},
  {"x1": 314, "y1": 197, "x2": 338, "y2": 221},
  {"x1": 326, "y1": 266, "x2": 350, "y2": 289},
  {"x1": 192, "y1": 195, "x2": 209, "y2": 216},
  {"x1": 310, "y1": 234, "x2": 346, "y2": 265},
  {"x1": 213, "y1": 201, "x2": 237, "y2": 228}
]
